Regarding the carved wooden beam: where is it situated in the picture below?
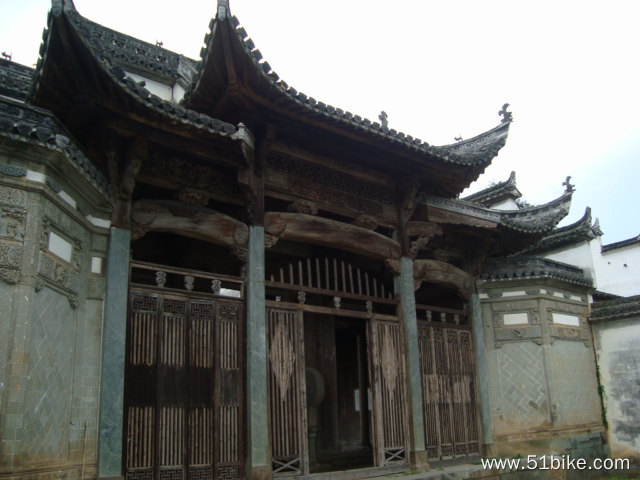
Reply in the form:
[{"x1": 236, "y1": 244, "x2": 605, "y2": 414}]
[
  {"x1": 264, "y1": 212, "x2": 400, "y2": 261},
  {"x1": 131, "y1": 200, "x2": 248, "y2": 249},
  {"x1": 396, "y1": 176, "x2": 426, "y2": 255},
  {"x1": 413, "y1": 259, "x2": 474, "y2": 299},
  {"x1": 107, "y1": 136, "x2": 146, "y2": 228}
]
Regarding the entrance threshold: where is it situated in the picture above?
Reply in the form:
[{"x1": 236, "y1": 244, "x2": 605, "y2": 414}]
[{"x1": 297, "y1": 464, "x2": 408, "y2": 480}]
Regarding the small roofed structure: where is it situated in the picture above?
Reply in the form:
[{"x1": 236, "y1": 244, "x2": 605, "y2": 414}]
[{"x1": 462, "y1": 171, "x2": 522, "y2": 209}]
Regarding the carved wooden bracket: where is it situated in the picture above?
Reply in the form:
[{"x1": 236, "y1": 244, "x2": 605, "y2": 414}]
[
  {"x1": 107, "y1": 137, "x2": 146, "y2": 228},
  {"x1": 177, "y1": 187, "x2": 210, "y2": 206},
  {"x1": 353, "y1": 214, "x2": 378, "y2": 231},
  {"x1": 287, "y1": 199, "x2": 318, "y2": 215}
]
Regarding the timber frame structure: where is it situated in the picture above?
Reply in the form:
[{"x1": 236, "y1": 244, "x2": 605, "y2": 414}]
[{"x1": 0, "y1": 1, "x2": 608, "y2": 480}]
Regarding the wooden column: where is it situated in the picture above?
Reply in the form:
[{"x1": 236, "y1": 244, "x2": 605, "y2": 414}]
[{"x1": 394, "y1": 257, "x2": 429, "y2": 469}]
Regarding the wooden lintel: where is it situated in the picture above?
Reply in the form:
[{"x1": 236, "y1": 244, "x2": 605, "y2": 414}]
[
  {"x1": 264, "y1": 212, "x2": 400, "y2": 260},
  {"x1": 413, "y1": 259, "x2": 474, "y2": 299},
  {"x1": 131, "y1": 199, "x2": 248, "y2": 247},
  {"x1": 270, "y1": 142, "x2": 394, "y2": 186}
]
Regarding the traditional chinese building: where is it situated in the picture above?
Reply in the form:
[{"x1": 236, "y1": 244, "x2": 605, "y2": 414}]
[{"x1": 0, "y1": 1, "x2": 607, "y2": 480}]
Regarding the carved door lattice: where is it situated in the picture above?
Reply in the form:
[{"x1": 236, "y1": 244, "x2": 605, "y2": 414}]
[
  {"x1": 368, "y1": 319, "x2": 409, "y2": 466},
  {"x1": 125, "y1": 290, "x2": 242, "y2": 480},
  {"x1": 267, "y1": 306, "x2": 308, "y2": 476},
  {"x1": 418, "y1": 323, "x2": 479, "y2": 459}
]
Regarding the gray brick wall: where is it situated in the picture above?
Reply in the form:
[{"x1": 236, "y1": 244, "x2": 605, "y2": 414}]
[
  {"x1": 547, "y1": 340, "x2": 601, "y2": 428},
  {"x1": 0, "y1": 158, "x2": 108, "y2": 479}
]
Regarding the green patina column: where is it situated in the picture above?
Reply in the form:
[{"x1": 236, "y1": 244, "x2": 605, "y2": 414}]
[
  {"x1": 394, "y1": 257, "x2": 429, "y2": 469},
  {"x1": 98, "y1": 227, "x2": 131, "y2": 479},
  {"x1": 470, "y1": 293, "x2": 493, "y2": 447},
  {"x1": 246, "y1": 225, "x2": 271, "y2": 480}
]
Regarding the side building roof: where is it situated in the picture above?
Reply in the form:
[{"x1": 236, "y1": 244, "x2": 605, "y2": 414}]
[
  {"x1": 601, "y1": 234, "x2": 640, "y2": 253},
  {"x1": 518, "y1": 207, "x2": 603, "y2": 255},
  {"x1": 590, "y1": 295, "x2": 640, "y2": 323},
  {"x1": 462, "y1": 171, "x2": 522, "y2": 207},
  {"x1": 0, "y1": 58, "x2": 34, "y2": 101}
]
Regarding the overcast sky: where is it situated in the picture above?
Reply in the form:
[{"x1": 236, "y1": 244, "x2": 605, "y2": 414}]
[{"x1": 2, "y1": 0, "x2": 639, "y2": 243}]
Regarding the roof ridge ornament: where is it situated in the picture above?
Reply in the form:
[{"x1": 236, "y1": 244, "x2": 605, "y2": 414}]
[
  {"x1": 498, "y1": 103, "x2": 513, "y2": 123},
  {"x1": 562, "y1": 175, "x2": 575, "y2": 193},
  {"x1": 378, "y1": 111, "x2": 388, "y2": 128},
  {"x1": 217, "y1": 0, "x2": 230, "y2": 21}
]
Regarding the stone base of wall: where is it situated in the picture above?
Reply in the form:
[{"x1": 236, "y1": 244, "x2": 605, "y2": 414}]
[
  {"x1": 475, "y1": 431, "x2": 611, "y2": 480},
  {"x1": 0, "y1": 462, "x2": 97, "y2": 480}
]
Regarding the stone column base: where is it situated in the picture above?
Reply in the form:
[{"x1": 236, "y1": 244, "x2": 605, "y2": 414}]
[
  {"x1": 409, "y1": 450, "x2": 430, "y2": 470},
  {"x1": 248, "y1": 465, "x2": 272, "y2": 480}
]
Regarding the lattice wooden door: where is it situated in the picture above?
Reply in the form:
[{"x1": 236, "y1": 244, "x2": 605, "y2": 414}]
[
  {"x1": 266, "y1": 306, "x2": 308, "y2": 476},
  {"x1": 125, "y1": 290, "x2": 243, "y2": 480},
  {"x1": 418, "y1": 323, "x2": 479, "y2": 459},
  {"x1": 367, "y1": 318, "x2": 410, "y2": 466}
]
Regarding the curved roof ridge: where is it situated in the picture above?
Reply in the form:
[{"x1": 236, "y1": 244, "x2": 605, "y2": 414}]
[
  {"x1": 31, "y1": 4, "x2": 247, "y2": 145},
  {"x1": 462, "y1": 170, "x2": 522, "y2": 206},
  {"x1": 602, "y1": 233, "x2": 640, "y2": 253},
  {"x1": 182, "y1": 8, "x2": 510, "y2": 173},
  {"x1": 499, "y1": 188, "x2": 573, "y2": 234},
  {"x1": 481, "y1": 255, "x2": 591, "y2": 287},
  {"x1": 517, "y1": 206, "x2": 604, "y2": 254},
  {"x1": 425, "y1": 182, "x2": 573, "y2": 235},
  {"x1": 0, "y1": 97, "x2": 110, "y2": 196}
]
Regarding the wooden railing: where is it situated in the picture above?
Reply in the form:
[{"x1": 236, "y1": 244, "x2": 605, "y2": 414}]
[
  {"x1": 130, "y1": 260, "x2": 244, "y2": 298},
  {"x1": 415, "y1": 303, "x2": 468, "y2": 326}
]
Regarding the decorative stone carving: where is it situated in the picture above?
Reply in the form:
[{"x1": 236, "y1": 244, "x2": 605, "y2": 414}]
[
  {"x1": 0, "y1": 163, "x2": 27, "y2": 177},
  {"x1": 287, "y1": 199, "x2": 318, "y2": 216},
  {"x1": 45, "y1": 177, "x2": 62, "y2": 193},
  {"x1": 211, "y1": 279, "x2": 221, "y2": 295},
  {"x1": 0, "y1": 186, "x2": 27, "y2": 209},
  {"x1": 0, "y1": 243, "x2": 21, "y2": 268},
  {"x1": 177, "y1": 187, "x2": 210, "y2": 206},
  {"x1": 297, "y1": 291, "x2": 306, "y2": 304},
  {"x1": 333, "y1": 296, "x2": 341, "y2": 309},
  {"x1": 68, "y1": 295, "x2": 79, "y2": 309},
  {"x1": 352, "y1": 214, "x2": 378, "y2": 230},
  {"x1": 184, "y1": 275, "x2": 195, "y2": 291},
  {"x1": 0, "y1": 267, "x2": 20, "y2": 284},
  {"x1": 34, "y1": 277, "x2": 44, "y2": 292},
  {"x1": 0, "y1": 207, "x2": 26, "y2": 240}
]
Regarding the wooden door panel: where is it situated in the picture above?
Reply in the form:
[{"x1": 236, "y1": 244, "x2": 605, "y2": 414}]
[
  {"x1": 368, "y1": 319, "x2": 409, "y2": 466},
  {"x1": 125, "y1": 290, "x2": 242, "y2": 480},
  {"x1": 267, "y1": 306, "x2": 308, "y2": 476}
]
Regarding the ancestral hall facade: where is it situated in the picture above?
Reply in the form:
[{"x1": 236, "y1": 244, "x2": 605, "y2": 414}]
[{"x1": 0, "y1": 1, "x2": 606, "y2": 480}]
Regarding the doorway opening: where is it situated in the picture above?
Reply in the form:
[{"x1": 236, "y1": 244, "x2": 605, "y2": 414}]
[{"x1": 304, "y1": 313, "x2": 373, "y2": 473}]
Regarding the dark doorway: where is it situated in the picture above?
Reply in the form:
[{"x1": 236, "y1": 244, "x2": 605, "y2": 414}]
[{"x1": 304, "y1": 313, "x2": 373, "y2": 473}]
